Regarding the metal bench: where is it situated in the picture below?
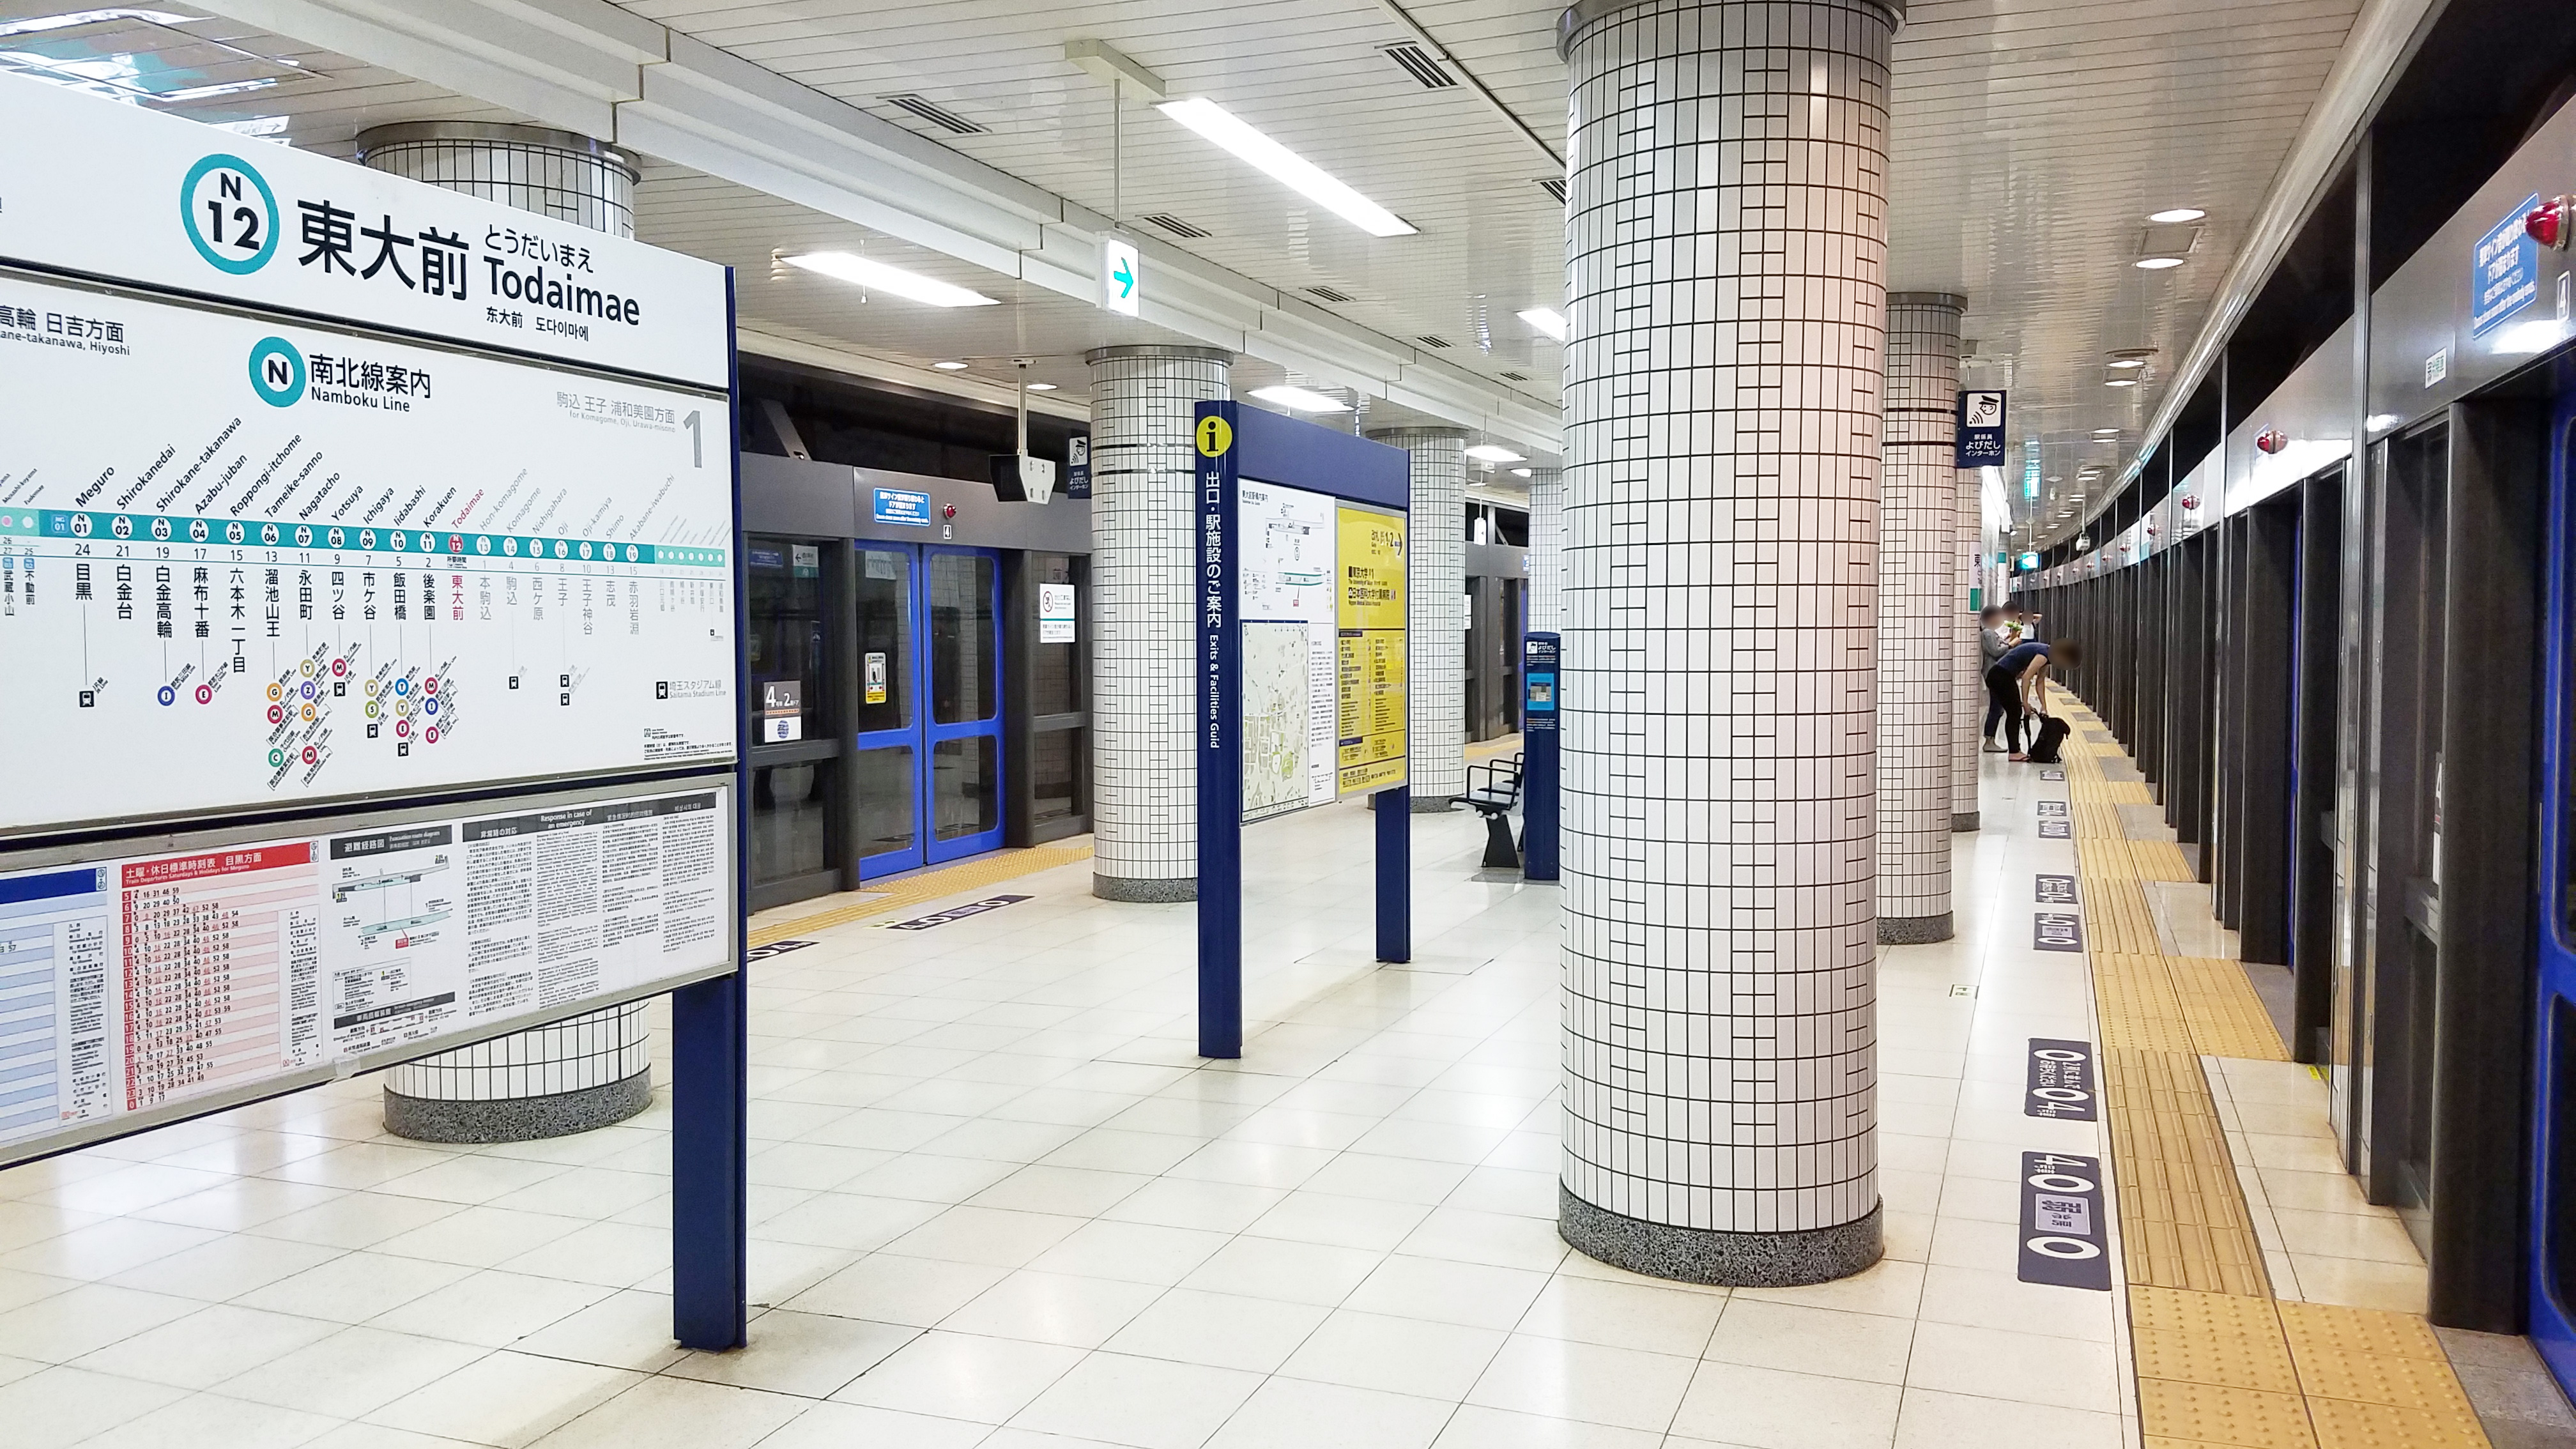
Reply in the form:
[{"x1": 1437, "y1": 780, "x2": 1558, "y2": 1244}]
[{"x1": 1466, "y1": 753, "x2": 1524, "y2": 869}]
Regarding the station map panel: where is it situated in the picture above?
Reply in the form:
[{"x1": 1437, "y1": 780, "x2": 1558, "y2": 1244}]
[
  {"x1": 0, "y1": 275, "x2": 733, "y2": 838},
  {"x1": 1236, "y1": 481, "x2": 1407, "y2": 822}
]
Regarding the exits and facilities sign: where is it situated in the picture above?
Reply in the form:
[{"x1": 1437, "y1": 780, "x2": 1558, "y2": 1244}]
[
  {"x1": 1103, "y1": 237, "x2": 1140, "y2": 317},
  {"x1": 1957, "y1": 390, "x2": 2006, "y2": 466},
  {"x1": 2474, "y1": 194, "x2": 2543, "y2": 338}
]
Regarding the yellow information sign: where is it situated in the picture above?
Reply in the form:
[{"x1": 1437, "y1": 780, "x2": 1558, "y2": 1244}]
[
  {"x1": 1335, "y1": 503, "x2": 1408, "y2": 795},
  {"x1": 1195, "y1": 415, "x2": 1233, "y2": 457}
]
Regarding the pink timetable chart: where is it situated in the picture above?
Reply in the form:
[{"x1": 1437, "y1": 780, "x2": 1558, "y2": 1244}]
[{"x1": 118, "y1": 844, "x2": 323, "y2": 1112}]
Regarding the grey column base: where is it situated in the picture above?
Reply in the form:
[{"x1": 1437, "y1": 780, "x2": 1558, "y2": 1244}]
[
  {"x1": 1560, "y1": 1186, "x2": 1883, "y2": 1287},
  {"x1": 1878, "y1": 912, "x2": 1954, "y2": 945},
  {"x1": 1953, "y1": 811, "x2": 1980, "y2": 831},
  {"x1": 384, "y1": 1068, "x2": 650, "y2": 1144},
  {"x1": 1093, "y1": 874, "x2": 1196, "y2": 903}
]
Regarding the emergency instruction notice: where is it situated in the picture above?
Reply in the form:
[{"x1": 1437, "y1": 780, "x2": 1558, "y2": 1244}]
[
  {"x1": 0, "y1": 785, "x2": 728, "y2": 1152},
  {"x1": 1336, "y1": 504, "x2": 1408, "y2": 795}
]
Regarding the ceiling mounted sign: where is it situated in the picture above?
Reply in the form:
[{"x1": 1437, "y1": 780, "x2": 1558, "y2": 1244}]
[{"x1": 1957, "y1": 390, "x2": 2006, "y2": 467}]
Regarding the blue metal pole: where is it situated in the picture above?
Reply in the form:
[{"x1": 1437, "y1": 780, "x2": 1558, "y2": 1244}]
[
  {"x1": 674, "y1": 269, "x2": 748, "y2": 1352},
  {"x1": 1376, "y1": 784, "x2": 1410, "y2": 962},
  {"x1": 1195, "y1": 402, "x2": 1243, "y2": 1059}
]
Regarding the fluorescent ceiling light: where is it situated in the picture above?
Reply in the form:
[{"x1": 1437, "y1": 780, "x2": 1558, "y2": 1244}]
[
  {"x1": 1025, "y1": 382, "x2": 1058, "y2": 392},
  {"x1": 2134, "y1": 256, "x2": 2186, "y2": 271},
  {"x1": 1250, "y1": 385, "x2": 1349, "y2": 413},
  {"x1": 780, "y1": 251, "x2": 999, "y2": 307},
  {"x1": 2366, "y1": 413, "x2": 2402, "y2": 433},
  {"x1": 2093, "y1": 427, "x2": 2120, "y2": 435},
  {"x1": 1517, "y1": 307, "x2": 1568, "y2": 341},
  {"x1": 2106, "y1": 378, "x2": 2139, "y2": 388},
  {"x1": 1510, "y1": 468, "x2": 1533, "y2": 478},
  {"x1": 2149, "y1": 207, "x2": 2207, "y2": 224},
  {"x1": 931, "y1": 360, "x2": 970, "y2": 371},
  {"x1": 0, "y1": 10, "x2": 194, "y2": 38},
  {"x1": 1464, "y1": 444, "x2": 1524, "y2": 463},
  {"x1": 1157, "y1": 97, "x2": 1416, "y2": 238}
]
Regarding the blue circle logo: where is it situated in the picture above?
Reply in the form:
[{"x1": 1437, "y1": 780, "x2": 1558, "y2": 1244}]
[
  {"x1": 248, "y1": 337, "x2": 305, "y2": 406},
  {"x1": 181, "y1": 154, "x2": 280, "y2": 275}
]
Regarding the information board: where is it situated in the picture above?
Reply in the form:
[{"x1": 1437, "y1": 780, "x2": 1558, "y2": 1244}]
[
  {"x1": 0, "y1": 271, "x2": 735, "y2": 838},
  {"x1": 0, "y1": 781, "x2": 732, "y2": 1160},
  {"x1": 1235, "y1": 483, "x2": 1406, "y2": 821}
]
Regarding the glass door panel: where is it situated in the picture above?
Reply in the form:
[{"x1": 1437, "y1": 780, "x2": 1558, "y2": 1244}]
[
  {"x1": 924, "y1": 548, "x2": 1004, "y2": 862},
  {"x1": 848, "y1": 544, "x2": 1007, "y2": 875}
]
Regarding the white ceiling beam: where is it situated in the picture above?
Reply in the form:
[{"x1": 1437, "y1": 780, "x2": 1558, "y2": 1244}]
[{"x1": 196, "y1": 0, "x2": 1562, "y2": 455}]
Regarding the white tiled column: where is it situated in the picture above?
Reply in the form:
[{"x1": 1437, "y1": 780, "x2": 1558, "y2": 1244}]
[
  {"x1": 1877, "y1": 295, "x2": 1959, "y2": 942},
  {"x1": 1368, "y1": 428, "x2": 1469, "y2": 809},
  {"x1": 360, "y1": 121, "x2": 652, "y2": 1143},
  {"x1": 1557, "y1": 0, "x2": 1897, "y2": 1286},
  {"x1": 1528, "y1": 466, "x2": 1566, "y2": 634},
  {"x1": 1086, "y1": 345, "x2": 1232, "y2": 901},
  {"x1": 1954, "y1": 466, "x2": 1983, "y2": 830}
]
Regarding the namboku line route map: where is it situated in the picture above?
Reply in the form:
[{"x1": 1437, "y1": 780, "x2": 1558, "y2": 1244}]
[{"x1": 0, "y1": 273, "x2": 735, "y2": 838}]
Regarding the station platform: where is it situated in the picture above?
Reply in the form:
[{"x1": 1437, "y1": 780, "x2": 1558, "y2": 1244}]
[{"x1": 0, "y1": 732, "x2": 2513, "y2": 1449}]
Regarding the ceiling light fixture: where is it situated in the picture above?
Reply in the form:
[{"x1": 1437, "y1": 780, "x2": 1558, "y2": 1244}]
[
  {"x1": 1517, "y1": 307, "x2": 1568, "y2": 341},
  {"x1": 1157, "y1": 97, "x2": 1417, "y2": 238},
  {"x1": 931, "y1": 360, "x2": 970, "y2": 371},
  {"x1": 2135, "y1": 256, "x2": 2186, "y2": 270},
  {"x1": 1249, "y1": 385, "x2": 1350, "y2": 413},
  {"x1": 2106, "y1": 377, "x2": 2139, "y2": 388},
  {"x1": 1025, "y1": 381, "x2": 1058, "y2": 392},
  {"x1": 2094, "y1": 427, "x2": 2120, "y2": 435},
  {"x1": 1464, "y1": 444, "x2": 1525, "y2": 463},
  {"x1": 2148, "y1": 208, "x2": 2207, "y2": 224},
  {"x1": 779, "y1": 252, "x2": 999, "y2": 307},
  {"x1": 1510, "y1": 468, "x2": 1533, "y2": 478}
]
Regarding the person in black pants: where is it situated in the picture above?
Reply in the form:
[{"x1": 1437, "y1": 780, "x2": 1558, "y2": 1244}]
[{"x1": 1986, "y1": 637, "x2": 2082, "y2": 760}]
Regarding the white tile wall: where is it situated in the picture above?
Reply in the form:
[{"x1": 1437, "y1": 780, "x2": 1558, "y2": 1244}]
[
  {"x1": 1527, "y1": 468, "x2": 1565, "y2": 636},
  {"x1": 1559, "y1": 0, "x2": 1895, "y2": 1238},
  {"x1": 1087, "y1": 347, "x2": 1231, "y2": 891},
  {"x1": 1876, "y1": 298, "x2": 1959, "y2": 924},
  {"x1": 1368, "y1": 429, "x2": 1469, "y2": 806},
  {"x1": 385, "y1": 1004, "x2": 650, "y2": 1100}
]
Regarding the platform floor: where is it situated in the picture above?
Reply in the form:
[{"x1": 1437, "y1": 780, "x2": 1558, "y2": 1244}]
[{"x1": 0, "y1": 746, "x2": 2479, "y2": 1449}]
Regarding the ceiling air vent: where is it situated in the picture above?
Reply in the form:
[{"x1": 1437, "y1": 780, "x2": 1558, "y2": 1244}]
[
  {"x1": 1142, "y1": 212, "x2": 1210, "y2": 239},
  {"x1": 881, "y1": 94, "x2": 985, "y2": 135},
  {"x1": 1537, "y1": 178, "x2": 1568, "y2": 204},
  {"x1": 1501, "y1": 371, "x2": 1529, "y2": 381},
  {"x1": 1416, "y1": 334, "x2": 1453, "y2": 349},
  {"x1": 1381, "y1": 42, "x2": 1459, "y2": 90},
  {"x1": 1307, "y1": 284, "x2": 1355, "y2": 303}
]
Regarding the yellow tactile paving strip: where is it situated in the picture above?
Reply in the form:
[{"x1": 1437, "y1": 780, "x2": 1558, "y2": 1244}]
[
  {"x1": 2051, "y1": 692, "x2": 2489, "y2": 1448},
  {"x1": 747, "y1": 842, "x2": 1096, "y2": 947}
]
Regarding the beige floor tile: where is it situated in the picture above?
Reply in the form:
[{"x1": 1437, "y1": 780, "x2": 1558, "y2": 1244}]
[
  {"x1": 1668, "y1": 1360, "x2": 1905, "y2": 1449},
  {"x1": 1903, "y1": 1321, "x2": 2119, "y2": 1412},
  {"x1": 827, "y1": 1328, "x2": 1083, "y2": 1422},
  {"x1": 1280, "y1": 1308, "x2": 1507, "y2": 1399},
  {"x1": 1465, "y1": 1332, "x2": 1699, "y2": 1431},
  {"x1": 363, "y1": 1347, "x2": 641, "y2": 1447},
  {"x1": 1705, "y1": 1298, "x2": 1917, "y2": 1385},
  {"x1": 525, "y1": 1376, "x2": 808, "y2": 1449}
]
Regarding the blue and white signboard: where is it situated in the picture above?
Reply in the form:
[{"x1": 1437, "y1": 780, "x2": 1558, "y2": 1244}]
[
  {"x1": 2474, "y1": 194, "x2": 2543, "y2": 339},
  {"x1": 873, "y1": 487, "x2": 933, "y2": 526},
  {"x1": 1957, "y1": 391, "x2": 2007, "y2": 467}
]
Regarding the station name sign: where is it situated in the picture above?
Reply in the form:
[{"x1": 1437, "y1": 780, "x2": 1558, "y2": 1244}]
[{"x1": 0, "y1": 73, "x2": 729, "y2": 389}]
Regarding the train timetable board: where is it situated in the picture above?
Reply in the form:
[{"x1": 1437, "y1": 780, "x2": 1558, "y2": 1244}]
[
  {"x1": 1235, "y1": 480, "x2": 1408, "y2": 823},
  {"x1": 0, "y1": 270, "x2": 735, "y2": 839},
  {"x1": 0, "y1": 781, "x2": 733, "y2": 1160}
]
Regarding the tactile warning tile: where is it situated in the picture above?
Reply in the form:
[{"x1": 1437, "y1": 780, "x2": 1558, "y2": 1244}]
[
  {"x1": 2131, "y1": 838, "x2": 2197, "y2": 882},
  {"x1": 2106, "y1": 780, "x2": 2156, "y2": 804},
  {"x1": 2170, "y1": 958, "x2": 2290, "y2": 1061},
  {"x1": 2295, "y1": 1349, "x2": 2483, "y2": 1413},
  {"x1": 2085, "y1": 877, "x2": 2163, "y2": 955},
  {"x1": 2131, "y1": 1284, "x2": 2288, "y2": 1338},
  {"x1": 2101, "y1": 1048, "x2": 2271, "y2": 1297},
  {"x1": 2138, "y1": 1377, "x2": 2319, "y2": 1448},
  {"x1": 2304, "y1": 1395, "x2": 2486, "y2": 1448},
  {"x1": 2094, "y1": 954, "x2": 2198, "y2": 1052},
  {"x1": 2078, "y1": 838, "x2": 2140, "y2": 881},
  {"x1": 2276, "y1": 1302, "x2": 2447, "y2": 1362},
  {"x1": 2075, "y1": 801, "x2": 2128, "y2": 839},
  {"x1": 2135, "y1": 1323, "x2": 2303, "y2": 1394},
  {"x1": 747, "y1": 843, "x2": 1095, "y2": 946}
]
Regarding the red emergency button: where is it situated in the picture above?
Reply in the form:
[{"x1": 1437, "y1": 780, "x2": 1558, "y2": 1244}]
[{"x1": 2529, "y1": 195, "x2": 2573, "y2": 250}]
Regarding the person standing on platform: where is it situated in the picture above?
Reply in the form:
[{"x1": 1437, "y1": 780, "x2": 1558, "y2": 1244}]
[{"x1": 1988, "y1": 636, "x2": 2082, "y2": 761}]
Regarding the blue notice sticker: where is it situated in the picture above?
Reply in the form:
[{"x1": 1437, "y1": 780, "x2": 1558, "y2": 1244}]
[
  {"x1": 873, "y1": 487, "x2": 933, "y2": 526},
  {"x1": 2474, "y1": 194, "x2": 2543, "y2": 338}
]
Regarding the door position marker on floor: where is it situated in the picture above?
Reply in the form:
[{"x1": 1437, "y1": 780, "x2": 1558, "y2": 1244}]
[{"x1": 2026, "y1": 1039, "x2": 2098, "y2": 1121}]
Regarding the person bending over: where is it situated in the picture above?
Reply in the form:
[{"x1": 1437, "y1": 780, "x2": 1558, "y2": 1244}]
[
  {"x1": 1986, "y1": 636, "x2": 2082, "y2": 760},
  {"x1": 1979, "y1": 606, "x2": 2018, "y2": 751}
]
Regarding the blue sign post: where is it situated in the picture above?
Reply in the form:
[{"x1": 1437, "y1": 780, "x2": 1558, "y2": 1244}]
[
  {"x1": 1193, "y1": 401, "x2": 1413, "y2": 1058},
  {"x1": 1521, "y1": 632, "x2": 1560, "y2": 881}
]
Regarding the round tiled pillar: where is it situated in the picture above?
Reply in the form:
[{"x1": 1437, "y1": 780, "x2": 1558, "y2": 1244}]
[
  {"x1": 1556, "y1": 0, "x2": 1899, "y2": 1287},
  {"x1": 1953, "y1": 467, "x2": 1982, "y2": 831},
  {"x1": 1085, "y1": 345, "x2": 1233, "y2": 901},
  {"x1": 1367, "y1": 427, "x2": 1469, "y2": 811},
  {"x1": 1876, "y1": 295, "x2": 1960, "y2": 943},
  {"x1": 357, "y1": 123, "x2": 653, "y2": 1144},
  {"x1": 1528, "y1": 467, "x2": 1567, "y2": 634}
]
